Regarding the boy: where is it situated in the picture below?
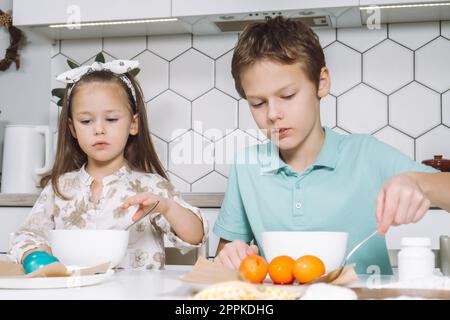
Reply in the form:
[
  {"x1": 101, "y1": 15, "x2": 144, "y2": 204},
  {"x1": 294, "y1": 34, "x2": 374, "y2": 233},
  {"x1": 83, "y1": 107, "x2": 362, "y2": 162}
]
[{"x1": 213, "y1": 16, "x2": 450, "y2": 275}]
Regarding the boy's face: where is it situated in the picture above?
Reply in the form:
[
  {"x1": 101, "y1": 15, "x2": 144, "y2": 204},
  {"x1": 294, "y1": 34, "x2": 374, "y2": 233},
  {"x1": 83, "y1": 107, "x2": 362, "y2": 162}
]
[
  {"x1": 241, "y1": 59, "x2": 330, "y2": 152},
  {"x1": 69, "y1": 82, "x2": 139, "y2": 164}
]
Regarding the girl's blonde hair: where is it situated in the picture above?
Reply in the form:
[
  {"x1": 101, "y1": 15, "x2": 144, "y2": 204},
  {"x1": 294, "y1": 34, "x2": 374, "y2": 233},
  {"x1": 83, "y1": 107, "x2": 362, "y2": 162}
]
[{"x1": 42, "y1": 70, "x2": 167, "y2": 199}]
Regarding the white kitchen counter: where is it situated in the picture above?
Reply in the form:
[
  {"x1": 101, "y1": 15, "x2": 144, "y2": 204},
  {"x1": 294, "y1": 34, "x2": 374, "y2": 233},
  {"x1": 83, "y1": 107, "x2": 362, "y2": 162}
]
[
  {"x1": 0, "y1": 264, "x2": 403, "y2": 300},
  {"x1": 0, "y1": 265, "x2": 195, "y2": 300},
  {"x1": 2, "y1": 265, "x2": 450, "y2": 300}
]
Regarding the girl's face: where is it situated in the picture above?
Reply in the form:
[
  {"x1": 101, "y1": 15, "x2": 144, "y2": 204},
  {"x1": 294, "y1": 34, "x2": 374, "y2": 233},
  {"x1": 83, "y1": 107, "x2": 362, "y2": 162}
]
[
  {"x1": 240, "y1": 59, "x2": 330, "y2": 153},
  {"x1": 69, "y1": 81, "x2": 138, "y2": 165}
]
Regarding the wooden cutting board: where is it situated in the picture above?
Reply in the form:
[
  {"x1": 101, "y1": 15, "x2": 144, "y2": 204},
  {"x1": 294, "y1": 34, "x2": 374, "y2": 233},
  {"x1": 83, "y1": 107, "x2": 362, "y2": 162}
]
[{"x1": 352, "y1": 287, "x2": 450, "y2": 300}]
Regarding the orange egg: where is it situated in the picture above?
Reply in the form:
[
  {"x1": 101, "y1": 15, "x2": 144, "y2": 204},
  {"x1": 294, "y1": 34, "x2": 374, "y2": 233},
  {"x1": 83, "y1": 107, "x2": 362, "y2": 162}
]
[
  {"x1": 239, "y1": 255, "x2": 268, "y2": 284},
  {"x1": 293, "y1": 255, "x2": 325, "y2": 284},
  {"x1": 268, "y1": 255, "x2": 295, "y2": 285}
]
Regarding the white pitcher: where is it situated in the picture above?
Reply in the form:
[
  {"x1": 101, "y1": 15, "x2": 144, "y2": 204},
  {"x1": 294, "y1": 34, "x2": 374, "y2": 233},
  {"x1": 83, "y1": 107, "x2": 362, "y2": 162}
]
[{"x1": 1, "y1": 125, "x2": 53, "y2": 193}]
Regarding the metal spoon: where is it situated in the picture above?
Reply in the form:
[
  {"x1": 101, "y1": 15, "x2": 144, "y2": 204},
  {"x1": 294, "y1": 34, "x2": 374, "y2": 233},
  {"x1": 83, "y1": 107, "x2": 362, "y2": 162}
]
[
  {"x1": 308, "y1": 230, "x2": 378, "y2": 284},
  {"x1": 125, "y1": 200, "x2": 160, "y2": 231}
]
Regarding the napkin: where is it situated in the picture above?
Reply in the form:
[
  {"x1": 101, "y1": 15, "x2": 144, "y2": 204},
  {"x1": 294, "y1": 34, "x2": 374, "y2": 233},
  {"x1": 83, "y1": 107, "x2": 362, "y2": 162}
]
[
  {"x1": 0, "y1": 261, "x2": 111, "y2": 278},
  {"x1": 329, "y1": 264, "x2": 359, "y2": 286},
  {"x1": 179, "y1": 257, "x2": 241, "y2": 284}
]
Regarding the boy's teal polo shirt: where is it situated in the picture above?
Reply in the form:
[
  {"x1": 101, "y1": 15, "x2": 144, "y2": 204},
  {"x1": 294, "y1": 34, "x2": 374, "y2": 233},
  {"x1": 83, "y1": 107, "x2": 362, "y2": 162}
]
[{"x1": 213, "y1": 127, "x2": 438, "y2": 275}]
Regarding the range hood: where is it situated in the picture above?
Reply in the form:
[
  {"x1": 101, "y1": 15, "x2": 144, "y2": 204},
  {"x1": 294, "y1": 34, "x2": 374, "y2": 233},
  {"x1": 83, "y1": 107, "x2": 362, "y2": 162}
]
[
  {"x1": 12, "y1": 0, "x2": 450, "y2": 40},
  {"x1": 184, "y1": 7, "x2": 362, "y2": 34}
]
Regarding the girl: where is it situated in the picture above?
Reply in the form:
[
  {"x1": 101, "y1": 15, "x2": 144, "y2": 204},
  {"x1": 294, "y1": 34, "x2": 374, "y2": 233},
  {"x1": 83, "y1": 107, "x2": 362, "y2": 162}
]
[{"x1": 9, "y1": 60, "x2": 207, "y2": 273}]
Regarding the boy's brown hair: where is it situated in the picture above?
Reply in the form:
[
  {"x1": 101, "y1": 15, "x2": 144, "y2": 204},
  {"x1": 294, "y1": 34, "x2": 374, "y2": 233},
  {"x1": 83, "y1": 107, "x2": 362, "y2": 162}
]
[
  {"x1": 41, "y1": 70, "x2": 167, "y2": 199},
  {"x1": 231, "y1": 16, "x2": 326, "y2": 99}
]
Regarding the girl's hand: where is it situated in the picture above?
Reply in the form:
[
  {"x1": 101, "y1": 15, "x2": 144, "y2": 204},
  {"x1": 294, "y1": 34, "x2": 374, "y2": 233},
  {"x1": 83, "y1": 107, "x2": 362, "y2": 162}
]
[
  {"x1": 376, "y1": 173, "x2": 431, "y2": 235},
  {"x1": 21, "y1": 246, "x2": 53, "y2": 264},
  {"x1": 120, "y1": 192, "x2": 172, "y2": 222},
  {"x1": 23, "y1": 250, "x2": 60, "y2": 274}
]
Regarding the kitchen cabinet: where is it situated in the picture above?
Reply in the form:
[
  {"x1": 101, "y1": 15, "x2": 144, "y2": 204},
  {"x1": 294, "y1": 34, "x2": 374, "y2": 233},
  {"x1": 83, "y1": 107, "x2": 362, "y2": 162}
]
[
  {"x1": 12, "y1": 0, "x2": 446, "y2": 39},
  {"x1": 359, "y1": 0, "x2": 450, "y2": 24},
  {"x1": 12, "y1": 0, "x2": 186, "y2": 40},
  {"x1": 359, "y1": 0, "x2": 447, "y2": 5},
  {"x1": 172, "y1": 0, "x2": 359, "y2": 17},
  {"x1": 164, "y1": 208, "x2": 219, "y2": 259},
  {"x1": 0, "y1": 207, "x2": 31, "y2": 254},
  {"x1": 385, "y1": 209, "x2": 450, "y2": 250},
  {"x1": 13, "y1": 0, "x2": 171, "y2": 26},
  {"x1": 202, "y1": 209, "x2": 220, "y2": 258}
]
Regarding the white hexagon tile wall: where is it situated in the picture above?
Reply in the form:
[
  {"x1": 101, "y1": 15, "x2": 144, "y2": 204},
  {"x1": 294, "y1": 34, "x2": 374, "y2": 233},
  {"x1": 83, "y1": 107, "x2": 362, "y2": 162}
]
[{"x1": 51, "y1": 22, "x2": 450, "y2": 192}]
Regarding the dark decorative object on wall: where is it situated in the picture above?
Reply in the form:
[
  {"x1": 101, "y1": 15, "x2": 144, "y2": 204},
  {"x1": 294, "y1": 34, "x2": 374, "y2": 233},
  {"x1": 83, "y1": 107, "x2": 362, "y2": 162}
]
[
  {"x1": 0, "y1": 9, "x2": 25, "y2": 72},
  {"x1": 51, "y1": 52, "x2": 140, "y2": 106}
]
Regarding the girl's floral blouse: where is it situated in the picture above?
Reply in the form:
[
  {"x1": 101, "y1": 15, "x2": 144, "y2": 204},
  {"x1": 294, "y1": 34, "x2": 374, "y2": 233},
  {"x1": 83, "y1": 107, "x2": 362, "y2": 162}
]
[{"x1": 8, "y1": 164, "x2": 208, "y2": 270}]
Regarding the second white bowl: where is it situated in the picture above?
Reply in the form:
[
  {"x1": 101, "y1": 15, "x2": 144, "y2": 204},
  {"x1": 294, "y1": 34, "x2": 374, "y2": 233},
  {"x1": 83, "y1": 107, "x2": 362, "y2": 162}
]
[{"x1": 261, "y1": 231, "x2": 348, "y2": 271}]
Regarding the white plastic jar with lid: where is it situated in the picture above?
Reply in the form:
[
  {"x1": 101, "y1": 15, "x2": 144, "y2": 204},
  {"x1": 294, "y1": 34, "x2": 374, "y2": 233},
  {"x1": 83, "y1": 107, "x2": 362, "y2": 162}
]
[{"x1": 398, "y1": 237, "x2": 435, "y2": 281}]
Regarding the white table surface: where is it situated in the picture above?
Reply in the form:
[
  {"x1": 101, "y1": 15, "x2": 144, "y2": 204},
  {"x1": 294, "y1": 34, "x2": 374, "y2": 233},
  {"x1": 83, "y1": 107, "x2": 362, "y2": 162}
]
[
  {"x1": 0, "y1": 265, "x2": 196, "y2": 300},
  {"x1": 0, "y1": 264, "x2": 403, "y2": 300}
]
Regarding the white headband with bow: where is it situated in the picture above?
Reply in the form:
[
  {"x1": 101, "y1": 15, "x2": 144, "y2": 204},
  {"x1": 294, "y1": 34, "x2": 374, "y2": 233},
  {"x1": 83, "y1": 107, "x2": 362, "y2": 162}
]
[{"x1": 56, "y1": 60, "x2": 139, "y2": 105}]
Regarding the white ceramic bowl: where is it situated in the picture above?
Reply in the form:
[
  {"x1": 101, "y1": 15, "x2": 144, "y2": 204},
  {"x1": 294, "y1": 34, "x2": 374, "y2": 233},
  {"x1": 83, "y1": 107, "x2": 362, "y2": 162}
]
[
  {"x1": 261, "y1": 231, "x2": 348, "y2": 272},
  {"x1": 49, "y1": 230, "x2": 129, "y2": 268}
]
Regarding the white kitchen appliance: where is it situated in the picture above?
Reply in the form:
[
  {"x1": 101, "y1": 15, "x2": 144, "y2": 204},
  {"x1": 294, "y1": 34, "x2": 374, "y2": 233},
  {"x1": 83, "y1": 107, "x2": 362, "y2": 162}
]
[{"x1": 1, "y1": 125, "x2": 53, "y2": 193}]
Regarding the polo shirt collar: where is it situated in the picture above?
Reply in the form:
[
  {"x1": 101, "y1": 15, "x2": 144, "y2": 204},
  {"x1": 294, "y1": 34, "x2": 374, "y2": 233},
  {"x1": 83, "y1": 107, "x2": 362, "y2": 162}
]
[
  {"x1": 259, "y1": 127, "x2": 339, "y2": 175},
  {"x1": 313, "y1": 127, "x2": 339, "y2": 170},
  {"x1": 259, "y1": 142, "x2": 288, "y2": 175}
]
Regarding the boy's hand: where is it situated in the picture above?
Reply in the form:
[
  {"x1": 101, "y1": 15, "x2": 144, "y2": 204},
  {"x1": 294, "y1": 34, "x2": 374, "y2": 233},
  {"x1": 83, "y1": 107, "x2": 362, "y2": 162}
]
[
  {"x1": 376, "y1": 172, "x2": 430, "y2": 235},
  {"x1": 214, "y1": 240, "x2": 259, "y2": 269},
  {"x1": 120, "y1": 192, "x2": 171, "y2": 222}
]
